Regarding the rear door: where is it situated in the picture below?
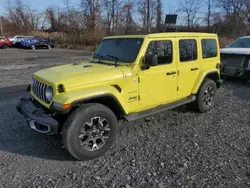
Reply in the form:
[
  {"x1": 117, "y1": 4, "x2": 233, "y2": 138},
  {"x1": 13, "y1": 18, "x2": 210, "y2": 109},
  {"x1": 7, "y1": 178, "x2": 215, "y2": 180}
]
[
  {"x1": 177, "y1": 38, "x2": 200, "y2": 98},
  {"x1": 36, "y1": 39, "x2": 44, "y2": 47}
]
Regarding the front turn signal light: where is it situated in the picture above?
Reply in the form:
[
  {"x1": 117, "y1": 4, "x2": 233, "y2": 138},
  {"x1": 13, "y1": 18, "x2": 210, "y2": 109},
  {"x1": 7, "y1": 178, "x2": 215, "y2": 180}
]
[{"x1": 61, "y1": 103, "x2": 71, "y2": 110}]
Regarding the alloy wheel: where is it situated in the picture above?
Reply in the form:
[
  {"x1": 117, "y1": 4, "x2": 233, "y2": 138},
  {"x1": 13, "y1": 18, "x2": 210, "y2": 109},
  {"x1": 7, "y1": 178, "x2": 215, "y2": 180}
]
[
  {"x1": 202, "y1": 86, "x2": 215, "y2": 107},
  {"x1": 79, "y1": 117, "x2": 111, "y2": 151}
]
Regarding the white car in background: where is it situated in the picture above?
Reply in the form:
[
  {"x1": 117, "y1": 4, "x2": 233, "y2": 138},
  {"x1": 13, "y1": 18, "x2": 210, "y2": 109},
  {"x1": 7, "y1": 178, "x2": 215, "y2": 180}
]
[
  {"x1": 8, "y1": 35, "x2": 33, "y2": 45},
  {"x1": 220, "y1": 36, "x2": 250, "y2": 80}
]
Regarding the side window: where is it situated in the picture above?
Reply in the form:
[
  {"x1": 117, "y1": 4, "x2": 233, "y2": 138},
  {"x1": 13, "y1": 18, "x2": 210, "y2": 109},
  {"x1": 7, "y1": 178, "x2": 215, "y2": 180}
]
[
  {"x1": 146, "y1": 40, "x2": 173, "y2": 65},
  {"x1": 179, "y1": 39, "x2": 197, "y2": 62},
  {"x1": 202, "y1": 39, "x2": 217, "y2": 58}
]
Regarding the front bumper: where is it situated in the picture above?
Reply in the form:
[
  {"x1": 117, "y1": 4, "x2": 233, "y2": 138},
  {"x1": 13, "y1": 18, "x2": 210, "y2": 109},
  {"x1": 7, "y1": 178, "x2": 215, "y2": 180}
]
[{"x1": 16, "y1": 98, "x2": 58, "y2": 135}]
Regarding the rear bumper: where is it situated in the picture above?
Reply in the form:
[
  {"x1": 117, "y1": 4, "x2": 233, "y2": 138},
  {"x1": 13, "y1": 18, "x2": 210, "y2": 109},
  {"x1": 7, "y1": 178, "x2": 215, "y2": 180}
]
[{"x1": 16, "y1": 98, "x2": 58, "y2": 135}]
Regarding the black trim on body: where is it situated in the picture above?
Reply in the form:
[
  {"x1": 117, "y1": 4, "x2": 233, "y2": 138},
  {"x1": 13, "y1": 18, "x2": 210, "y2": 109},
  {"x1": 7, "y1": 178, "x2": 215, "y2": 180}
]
[
  {"x1": 72, "y1": 94, "x2": 126, "y2": 115},
  {"x1": 123, "y1": 95, "x2": 196, "y2": 122},
  {"x1": 16, "y1": 98, "x2": 59, "y2": 135}
]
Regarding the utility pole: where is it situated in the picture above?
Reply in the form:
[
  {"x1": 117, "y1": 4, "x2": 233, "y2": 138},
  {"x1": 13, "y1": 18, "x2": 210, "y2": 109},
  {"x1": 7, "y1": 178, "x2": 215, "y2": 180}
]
[
  {"x1": 147, "y1": 0, "x2": 151, "y2": 33},
  {"x1": 0, "y1": 16, "x2": 3, "y2": 36},
  {"x1": 208, "y1": 0, "x2": 211, "y2": 32}
]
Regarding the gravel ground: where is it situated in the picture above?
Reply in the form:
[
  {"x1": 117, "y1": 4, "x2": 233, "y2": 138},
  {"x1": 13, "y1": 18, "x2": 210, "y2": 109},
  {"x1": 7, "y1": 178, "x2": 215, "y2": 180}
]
[
  {"x1": 1, "y1": 48, "x2": 250, "y2": 187},
  {"x1": 0, "y1": 48, "x2": 92, "y2": 88},
  {"x1": 0, "y1": 79, "x2": 250, "y2": 188}
]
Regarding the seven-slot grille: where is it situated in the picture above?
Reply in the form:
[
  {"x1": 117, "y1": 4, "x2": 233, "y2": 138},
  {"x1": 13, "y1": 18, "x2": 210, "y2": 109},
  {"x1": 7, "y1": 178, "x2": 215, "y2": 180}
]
[{"x1": 32, "y1": 78, "x2": 50, "y2": 104}]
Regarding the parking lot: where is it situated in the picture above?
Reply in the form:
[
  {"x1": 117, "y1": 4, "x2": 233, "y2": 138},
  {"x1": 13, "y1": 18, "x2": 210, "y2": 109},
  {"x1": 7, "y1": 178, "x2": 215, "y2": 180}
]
[
  {"x1": 0, "y1": 48, "x2": 250, "y2": 187},
  {"x1": 0, "y1": 48, "x2": 92, "y2": 89}
]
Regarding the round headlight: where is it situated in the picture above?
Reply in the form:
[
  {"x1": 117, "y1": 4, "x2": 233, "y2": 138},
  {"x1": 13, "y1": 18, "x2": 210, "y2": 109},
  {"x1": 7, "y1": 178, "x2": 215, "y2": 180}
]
[{"x1": 45, "y1": 86, "x2": 53, "y2": 102}]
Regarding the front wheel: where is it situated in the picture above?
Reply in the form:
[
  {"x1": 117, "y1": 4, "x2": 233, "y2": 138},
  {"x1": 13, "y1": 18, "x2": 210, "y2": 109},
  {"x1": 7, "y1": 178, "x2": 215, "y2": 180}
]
[
  {"x1": 2, "y1": 44, "x2": 8, "y2": 49},
  {"x1": 191, "y1": 79, "x2": 217, "y2": 113},
  {"x1": 47, "y1": 44, "x2": 52, "y2": 50},
  {"x1": 62, "y1": 103, "x2": 117, "y2": 160}
]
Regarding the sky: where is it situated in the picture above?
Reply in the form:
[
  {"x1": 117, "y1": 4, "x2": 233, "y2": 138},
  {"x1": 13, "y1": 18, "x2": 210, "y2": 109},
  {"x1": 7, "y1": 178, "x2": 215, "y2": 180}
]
[
  {"x1": 0, "y1": 0, "x2": 209, "y2": 26},
  {"x1": 0, "y1": 0, "x2": 180, "y2": 16}
]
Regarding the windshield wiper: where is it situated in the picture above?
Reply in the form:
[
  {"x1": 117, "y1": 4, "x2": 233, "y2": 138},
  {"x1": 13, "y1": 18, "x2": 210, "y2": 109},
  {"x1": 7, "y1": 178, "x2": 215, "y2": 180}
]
[
  {"x1": 93, "y1": 53, "x2": 104, "y2": 63},
  {"x1": 107, "y1": 54, "x2": 119, "y2": 67}
]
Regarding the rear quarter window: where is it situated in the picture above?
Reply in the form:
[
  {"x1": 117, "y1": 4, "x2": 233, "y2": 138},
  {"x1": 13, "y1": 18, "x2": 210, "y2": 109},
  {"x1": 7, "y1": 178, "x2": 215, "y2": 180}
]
[{"x1": 202, "y1": 39, "x2": 217, "y2": 59}]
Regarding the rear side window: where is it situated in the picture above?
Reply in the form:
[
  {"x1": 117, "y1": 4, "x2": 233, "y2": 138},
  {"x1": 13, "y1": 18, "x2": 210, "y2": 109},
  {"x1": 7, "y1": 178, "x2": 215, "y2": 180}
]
[
  {"x1": 179, "y1": 39, "x2": 197, "y2": 62},
  {"x1": 202, "y1": 39, "x2": 217, "y2": 58},
  {"x1": 146, "y1": 40, "x2": 173, "y2": 65}
]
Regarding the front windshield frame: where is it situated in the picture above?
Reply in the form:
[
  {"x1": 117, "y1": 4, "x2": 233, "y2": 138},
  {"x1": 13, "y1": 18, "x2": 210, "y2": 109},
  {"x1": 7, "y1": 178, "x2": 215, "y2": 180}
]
[
  {"x1": 91, "y1": 37, "x2": 144, "y2": 65},
  {"x1": 228, "y1": 37, "x2": 250, "y2": 48}
]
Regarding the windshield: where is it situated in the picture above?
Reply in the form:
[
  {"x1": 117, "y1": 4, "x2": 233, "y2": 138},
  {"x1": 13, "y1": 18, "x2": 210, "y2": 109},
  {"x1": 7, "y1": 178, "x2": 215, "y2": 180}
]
[
  {"x1": 229, "y1": 38, "x2": 250, "y2": 48},
  {"x1": 92, "y1": 38, "x2": 144, "y2": 63}
]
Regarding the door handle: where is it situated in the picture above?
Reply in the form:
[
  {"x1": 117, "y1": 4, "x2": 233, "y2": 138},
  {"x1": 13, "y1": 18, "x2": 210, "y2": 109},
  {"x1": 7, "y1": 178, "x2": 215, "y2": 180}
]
[
  {"x1": 191, "y1": 68, "x2": 199, "y2": 71},
  {"x1": 166, "y1": 71, "x2": 177, "y2": 76}
]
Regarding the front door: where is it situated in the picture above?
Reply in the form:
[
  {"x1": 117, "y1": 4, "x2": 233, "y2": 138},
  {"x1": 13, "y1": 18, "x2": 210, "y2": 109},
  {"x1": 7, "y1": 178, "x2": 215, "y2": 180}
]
[
  {"x1": 177, "y1": 38, "x2": 200, "y2": 98},
  {"x1": 138, "y1": 39, "x2": 178, "y2": 108}
]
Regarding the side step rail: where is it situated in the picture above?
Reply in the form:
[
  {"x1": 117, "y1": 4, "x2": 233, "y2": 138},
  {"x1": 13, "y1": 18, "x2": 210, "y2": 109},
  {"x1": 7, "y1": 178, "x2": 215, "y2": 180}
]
[{"x1": 123, "y1": 95, "x2": 196, "y2": 122}]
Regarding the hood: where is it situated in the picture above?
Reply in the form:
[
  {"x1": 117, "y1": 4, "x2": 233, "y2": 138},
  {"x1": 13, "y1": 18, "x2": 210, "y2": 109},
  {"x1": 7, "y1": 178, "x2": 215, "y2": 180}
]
[
  {"x1": 34, "y1": 61, "x2": 130, "y2": 90},
  {"x1": 220, "y1": 48, "x2": 250, "y2": 55}
]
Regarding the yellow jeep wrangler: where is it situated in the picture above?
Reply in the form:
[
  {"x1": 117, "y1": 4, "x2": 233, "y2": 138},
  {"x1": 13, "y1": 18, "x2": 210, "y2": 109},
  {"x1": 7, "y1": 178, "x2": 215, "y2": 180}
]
[{"x1": 17, "y1": 32, "x2": 222, "y2": 160}]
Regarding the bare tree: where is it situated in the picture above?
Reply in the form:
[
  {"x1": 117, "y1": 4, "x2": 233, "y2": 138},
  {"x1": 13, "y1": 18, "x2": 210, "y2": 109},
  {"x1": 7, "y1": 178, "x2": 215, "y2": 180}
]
[
  {"x1": 46, "y1": 6, "x2": 68, "y2": 32},
  {"x1": 6, "y1": 0, "x2": 42, "y2": 31},
  {"x1": 119, "y1": 3, "x2": 136, "y2": 34},
  {"x1": 103, "y1": 0, "x2": 122, "y2": 34},
  {"x1": 216, "y1": 0, "x2": 245, "y2": 16},
  {"x1": 137, "y1": 0, "x2": 157, "y2": 32},
  {"x1": 81, "y1": 0, "x2": 101, "y2": 30},
  {"x1": 137, "y1": 0, "x2": 147, "y2": 31},
  {"x1": 179, "y1": 0, "x2": 204, "y2": 28}
]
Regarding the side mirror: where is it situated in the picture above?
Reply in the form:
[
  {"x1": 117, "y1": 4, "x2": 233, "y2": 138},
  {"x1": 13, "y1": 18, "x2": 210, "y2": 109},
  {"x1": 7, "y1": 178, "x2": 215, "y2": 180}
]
[{"x1": 144, "y1": 54, "x2": 158, "y2": 67}]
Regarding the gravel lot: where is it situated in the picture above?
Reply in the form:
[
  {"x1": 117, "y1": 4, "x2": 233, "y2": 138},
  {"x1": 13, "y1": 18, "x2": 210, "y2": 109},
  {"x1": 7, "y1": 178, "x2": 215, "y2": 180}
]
[
  {"x1": 0, "y1": 49, "x2": 250, "y2": 188},
  {"x1": 0, "y1": 48, "x2": 92, "y2": 88}
]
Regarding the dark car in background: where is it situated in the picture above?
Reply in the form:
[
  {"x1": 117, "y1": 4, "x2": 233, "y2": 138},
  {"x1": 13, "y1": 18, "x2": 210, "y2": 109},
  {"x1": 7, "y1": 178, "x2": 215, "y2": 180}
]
[
  {"x1": 0, "y1": 37, "x2": 12, "y2": 49},
  {"x1": 16, "y1": 37, "x2": 55, "y2": 50},
  {"x1": 8, "y1": 35, "x2": 34, "y2": 46},
  {"x1": 220, "y1": 36, "x2": 250, "y2": 80}
]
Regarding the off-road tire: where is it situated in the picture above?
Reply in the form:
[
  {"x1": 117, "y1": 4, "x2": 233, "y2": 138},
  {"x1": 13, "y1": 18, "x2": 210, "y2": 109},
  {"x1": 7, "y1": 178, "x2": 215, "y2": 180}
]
[
  {"x1": 191, "y1": 79, "x2": 217, "y2": 113},
  {"x1": 31, "y1": 45, "x2": 36, "y2": 50},
  {"x1": 62, "y1": 103, "x2": 117, "y2": 161}
]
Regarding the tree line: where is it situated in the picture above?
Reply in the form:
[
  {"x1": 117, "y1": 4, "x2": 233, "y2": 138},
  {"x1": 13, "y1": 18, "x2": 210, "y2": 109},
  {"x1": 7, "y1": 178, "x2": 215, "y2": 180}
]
[{"x1": 2, "y1": 0, "x2": 250, "y2": 46}]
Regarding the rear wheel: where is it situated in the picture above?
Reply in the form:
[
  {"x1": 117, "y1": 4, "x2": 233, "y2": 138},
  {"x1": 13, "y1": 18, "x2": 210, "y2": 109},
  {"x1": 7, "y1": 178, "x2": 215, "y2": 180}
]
[
  {"x1": 62, "y1": 103, "x2": 117, "y2": 160},
  {"x1": 31, "y1": 45, "x2": 36, "y2": 50},
  {"x1": 191, "y1": 79, "x2": 217, "y2": 113}
]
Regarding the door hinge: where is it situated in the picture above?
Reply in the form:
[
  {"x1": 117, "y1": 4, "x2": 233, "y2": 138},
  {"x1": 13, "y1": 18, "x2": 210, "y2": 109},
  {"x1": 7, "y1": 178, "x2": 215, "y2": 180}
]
[
  {"x1": 138, "y1": 95, "x2": 141, "y2": 100},
  {"x1": 177, "y1": 71, "x2": 180, "y2": 75},
  {"x1": 138, "y1": 77, "x2": 141, "y2": 83},
  {"x1": 177, "y1": 86, "x2": 179, "y2": 91}
]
